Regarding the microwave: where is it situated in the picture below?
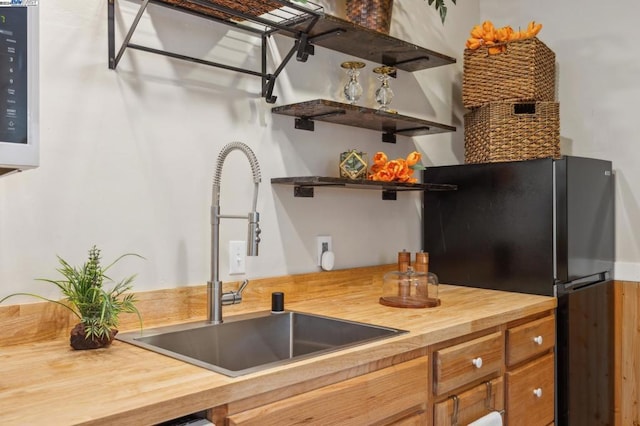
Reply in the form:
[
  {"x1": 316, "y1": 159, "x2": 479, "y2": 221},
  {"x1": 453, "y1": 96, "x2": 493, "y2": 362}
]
[{"x1": 0, "y1": 1, "x2": 38, "y2": 177}]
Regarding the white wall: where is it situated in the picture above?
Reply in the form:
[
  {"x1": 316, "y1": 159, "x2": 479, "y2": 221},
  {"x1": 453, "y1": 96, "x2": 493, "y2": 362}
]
[
  {"x1": 0, "y1": 0, "x2": 477, "y2": 300},
  {"x1": 478, "y1": 0, "x2": 640, "y2": 279},
  {"x1": 5, "y1": 0, "x2": 634, "y2": 302}
]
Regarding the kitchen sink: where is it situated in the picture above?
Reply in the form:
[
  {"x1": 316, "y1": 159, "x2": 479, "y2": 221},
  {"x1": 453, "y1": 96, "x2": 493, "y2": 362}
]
[{"x1": 116, "y1": 311, "x2": 406, "y2": 377}]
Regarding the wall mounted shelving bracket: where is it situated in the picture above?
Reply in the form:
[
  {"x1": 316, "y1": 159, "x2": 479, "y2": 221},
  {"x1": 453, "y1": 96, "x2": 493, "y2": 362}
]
[{"x1": 107, "y1": 0, "x2": 323, "y2": 103}]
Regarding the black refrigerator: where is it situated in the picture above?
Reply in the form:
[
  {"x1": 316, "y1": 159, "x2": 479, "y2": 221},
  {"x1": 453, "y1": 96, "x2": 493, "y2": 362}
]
[{"x1": 422, "y1": 156, "x2": 615, "y2": 426}]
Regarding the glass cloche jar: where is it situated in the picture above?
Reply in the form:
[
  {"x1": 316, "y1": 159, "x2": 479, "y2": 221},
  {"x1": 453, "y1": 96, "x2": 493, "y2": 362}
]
[{"x1": 379, "y1": 266, "x2": 440, "y2": 308}]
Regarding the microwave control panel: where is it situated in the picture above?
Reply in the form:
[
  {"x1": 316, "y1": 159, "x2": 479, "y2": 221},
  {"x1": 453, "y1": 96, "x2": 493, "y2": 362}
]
[{"x1": 0, "y1": 6, "x2": 27, "y2": 144}]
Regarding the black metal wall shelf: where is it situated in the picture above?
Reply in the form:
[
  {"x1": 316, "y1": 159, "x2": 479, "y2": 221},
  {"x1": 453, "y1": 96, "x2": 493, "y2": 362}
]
[
  {"x1": 107, "y1": 1, "x2": 456, "y2": 103},
  {"x1": 271, "y1": 176, "x2": 457, "y2": 200},
  {"x1": 107, "y1": 0, "x2": 323, "y2": 103},
  {"x1": 284, "y1": 14, "x2": 456, "y2": 72},
  {"x1": 271, "y1": 99, "x2": 456, "y2": 143}
]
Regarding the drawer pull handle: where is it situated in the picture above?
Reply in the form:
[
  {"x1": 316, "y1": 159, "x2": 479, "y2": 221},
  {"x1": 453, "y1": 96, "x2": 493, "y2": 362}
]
[
  {"x1": 472, "y1": 357, "x2": 483, "y2": 368},
  {"x1": 533, "y1": 388, "x2": 543, "y2": 398},
  {"x1": 533, "y1": 335, "x2": 543, "y2": 345}
]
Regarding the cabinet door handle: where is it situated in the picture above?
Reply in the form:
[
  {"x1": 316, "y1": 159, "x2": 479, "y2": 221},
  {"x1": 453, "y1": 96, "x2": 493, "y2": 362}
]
[
  {"x1": 533, "y1": 335, "x2": 543, "y2": 345},
  {"x1": 533, "y1": 388, "x2": 543, "y2": 398},
  {"x1": 472, "y1": 357, "x2": 483, "y2": 368}
]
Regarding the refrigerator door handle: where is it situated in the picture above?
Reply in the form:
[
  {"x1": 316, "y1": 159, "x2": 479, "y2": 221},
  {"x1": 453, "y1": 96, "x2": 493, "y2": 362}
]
[{"x1": 555, "y1": 272, "x2": 610, "y2": 295}]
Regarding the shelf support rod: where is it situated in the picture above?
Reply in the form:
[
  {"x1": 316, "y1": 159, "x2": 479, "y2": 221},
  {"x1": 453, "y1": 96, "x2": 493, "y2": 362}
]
[
  {"x1": 108, "y1": 0, "x2": 114, "y2": 68},
  {"x1": 263, "y1": 36, "x2": 309, "y2": 103},
  {"x1": 381, "y1": 126, "x2": 431, "y2": 143},
  {"x1": 394, "y1": 126, "x2": 431, "y2": 135},
  {"x1": 388, "y1": 56, "x2": 431, "y2": 67},
  {"x1": 294, "y1": 186, "x2": 315, "y2": 198},
  {"x1": 127, "y1": 44, "x2": 266, "y2": 78},
  {"x1": 382, "y1": 190, "x2": 398, "y2": 201},
  {"x1": 294, "y1": 110, "x2": 346, "y2": 131},
  {"x1": 382, "y1": 132, "x2": 396, "y2": 144},
  {"x1": 110, "y1": 0, "x2": 150, "y2": 70}
]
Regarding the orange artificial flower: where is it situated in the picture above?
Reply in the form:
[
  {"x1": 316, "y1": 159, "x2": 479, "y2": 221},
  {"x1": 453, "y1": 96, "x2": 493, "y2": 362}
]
[
  {"x1": 368, "y1": 151, "x2": 421, "y2": 183},
  {"x1": 470, "y1": 24, "x2": 484, "y2": 39},
  {"x1": 397, "y1": 169, "x2": 414, "y2": 182},
  {"x1": 371, "y1": 168, "x2": 395, "y2": 182},
  {"x1": 372, "y1": 151, "x2": 388, "y2": 166},
  {"x1": 406, "y1": 151, "x2": 421, "y2": 166},
  {"x1": 465, "y1": 20, "x2": 543, "y2": 54},
  {"x1": 386, "y1": 159, "x2": 407, "y2": 179},
  {"x1": 370, "y1": 163, "x2": 384, "y2": 174}
]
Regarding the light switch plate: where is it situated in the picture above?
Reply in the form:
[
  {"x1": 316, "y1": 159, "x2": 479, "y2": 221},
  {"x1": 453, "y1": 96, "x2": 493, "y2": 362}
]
[{"x1": 229, "y1": 240, "x2": 246, "y2": 275}]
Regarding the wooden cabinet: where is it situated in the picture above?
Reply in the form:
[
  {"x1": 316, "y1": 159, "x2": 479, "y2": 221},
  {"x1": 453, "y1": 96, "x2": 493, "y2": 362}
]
[
  {"x1": 430, "y1": 330, "x2": 505, "y2": 426},
  {"x1": 212, "y1": 312, "x2": 555, "y2": 426},
  {"x1": 434, "y1": 377, "x2": 504, "y2": 426},
  {"x1": 430, "y1": 312, "x2": 556, "y2": 426},
  {"x1": 433, "y1": 331, "x2": 503, "y2": 395},
  {"x1": 505, "y1": 353, "x2": 555, "y2": 426},
  {"x1": 505, "y1": 313, "x2": 556, "y2": 426},
  {"x1": 506, "y1": 315, "x2": 555, "y2": 366},
  {"x1": 224, "y1": 356, "x2": 429, "y2": 426}
]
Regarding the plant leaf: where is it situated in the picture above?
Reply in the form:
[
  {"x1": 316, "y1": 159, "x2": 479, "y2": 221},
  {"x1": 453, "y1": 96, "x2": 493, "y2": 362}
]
[{"x1": 0, "y1": 292, "x2": 82, "y2": 319}]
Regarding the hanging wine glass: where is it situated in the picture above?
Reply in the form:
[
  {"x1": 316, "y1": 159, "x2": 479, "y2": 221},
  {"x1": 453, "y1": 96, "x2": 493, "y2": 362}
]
[
  {"x1": 340, "y1": 61, "x2": 366, "y2": 105},
  {"x1": 373, "y1": 65, "x2": 396, "y2": 112}
]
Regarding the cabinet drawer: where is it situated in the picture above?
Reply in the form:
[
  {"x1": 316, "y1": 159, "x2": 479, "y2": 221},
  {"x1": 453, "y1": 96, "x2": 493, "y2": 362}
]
[
  {"x1": 506, "y1": 315, "x2": 555, "y2": 366},
  {"x1": 434, "y1": 377, "x2": 504, "y2": 426},
  {"x1": 227, "y1": 356, "x2": 429, "y2": 426},
  {"x1": 433, "y1": 331, "x2": 503, "y2": 395},
  {"x1": 506, "y1": 352, "x2": 554, "y2": 426}
]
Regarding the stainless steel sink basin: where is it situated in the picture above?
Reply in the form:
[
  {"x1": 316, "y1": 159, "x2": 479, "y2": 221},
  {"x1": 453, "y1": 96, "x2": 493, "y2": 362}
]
[{"x1": 117, "y1": 311, "x2": 406, "y2": 377}]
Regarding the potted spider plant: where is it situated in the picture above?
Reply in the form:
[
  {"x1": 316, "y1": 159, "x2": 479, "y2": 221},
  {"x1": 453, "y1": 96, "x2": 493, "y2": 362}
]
[{"x1": 0, "y1": 246, "x2": 143, "y2": 350}]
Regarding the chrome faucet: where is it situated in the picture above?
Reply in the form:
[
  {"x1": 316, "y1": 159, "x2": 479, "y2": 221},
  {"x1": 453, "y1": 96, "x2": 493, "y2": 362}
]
[{"x1": 208, "y1": 142, "x2": 261, "y2": 324}]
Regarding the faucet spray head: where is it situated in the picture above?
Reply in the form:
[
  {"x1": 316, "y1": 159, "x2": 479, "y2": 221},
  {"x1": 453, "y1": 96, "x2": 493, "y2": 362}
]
[{"x1": 247, "y1": 211, "x2": 261, "y2": 256}]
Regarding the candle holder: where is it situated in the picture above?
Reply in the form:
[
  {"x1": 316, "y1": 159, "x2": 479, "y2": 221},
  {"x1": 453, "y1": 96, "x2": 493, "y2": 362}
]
[
  {"x1": 340, "y1": 61, "x2": 366, "y2": 105},
  {"x1": 373, "y1": 65, "x2": 396, "y2": 112}
]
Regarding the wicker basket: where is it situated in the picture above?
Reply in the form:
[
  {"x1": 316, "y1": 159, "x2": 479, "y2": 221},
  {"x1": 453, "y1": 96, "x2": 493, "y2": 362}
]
[
  {"x1": 163, "y1": 0, "x2": 284, "y2": 21},
  {"x1": 464, "y1": 101, "x2": 560, "y2": 164},
  {"x1": 345, "y1": 0, "x2": 394, "y2": 34},
  {"x1": 463, "y1": 37, "x2": 556, "y2": 109}
]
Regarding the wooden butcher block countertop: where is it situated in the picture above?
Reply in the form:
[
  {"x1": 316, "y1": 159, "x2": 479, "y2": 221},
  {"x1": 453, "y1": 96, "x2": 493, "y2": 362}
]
[{"x1": 0, "y1": 265, "x2": 556, "y2": 425}]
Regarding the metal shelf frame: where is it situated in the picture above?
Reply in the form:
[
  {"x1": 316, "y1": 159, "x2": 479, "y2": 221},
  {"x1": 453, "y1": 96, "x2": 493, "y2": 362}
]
[
  {"x1": 107, "y1": 0, "x2": 324, "y2": 103},
  {"x1": 107, "y1": 1, "x2": 457, "y2": 104}
]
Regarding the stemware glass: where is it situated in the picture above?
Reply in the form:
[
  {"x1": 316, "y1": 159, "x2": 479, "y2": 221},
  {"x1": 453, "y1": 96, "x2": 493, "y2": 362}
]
[
  {"x1": 373, "y1": 65, "x2": 396, "y2": 112},
  {"x1": 340, "y1": 61, "x2": 366, "y2": 105}
]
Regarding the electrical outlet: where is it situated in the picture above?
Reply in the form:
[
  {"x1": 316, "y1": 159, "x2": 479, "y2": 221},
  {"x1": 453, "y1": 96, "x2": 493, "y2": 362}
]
[
  {"x1": 316, "y1": 235, "x2": 332, "y2": 266},
  {"x1": 229, "y1": 240, "x2": 246, "y2": 275}
]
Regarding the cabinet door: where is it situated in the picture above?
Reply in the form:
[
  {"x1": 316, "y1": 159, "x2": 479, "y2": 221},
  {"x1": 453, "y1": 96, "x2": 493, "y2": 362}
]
[
  {"x1": 226, "y1": 357, "x2": 429, "y2": 426},
  {"x1": 506, "y1": 314, "x2": 555, "y2": 366},
  {"x1": 433, "y1": 331, "x2": 503, "y2": 395},
  {"x1": 506, "y1": 352, "x2": 554, "y2": 426},
  {"x1": 433, "y1": 377, "x2": 504, "y2": 426}
]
